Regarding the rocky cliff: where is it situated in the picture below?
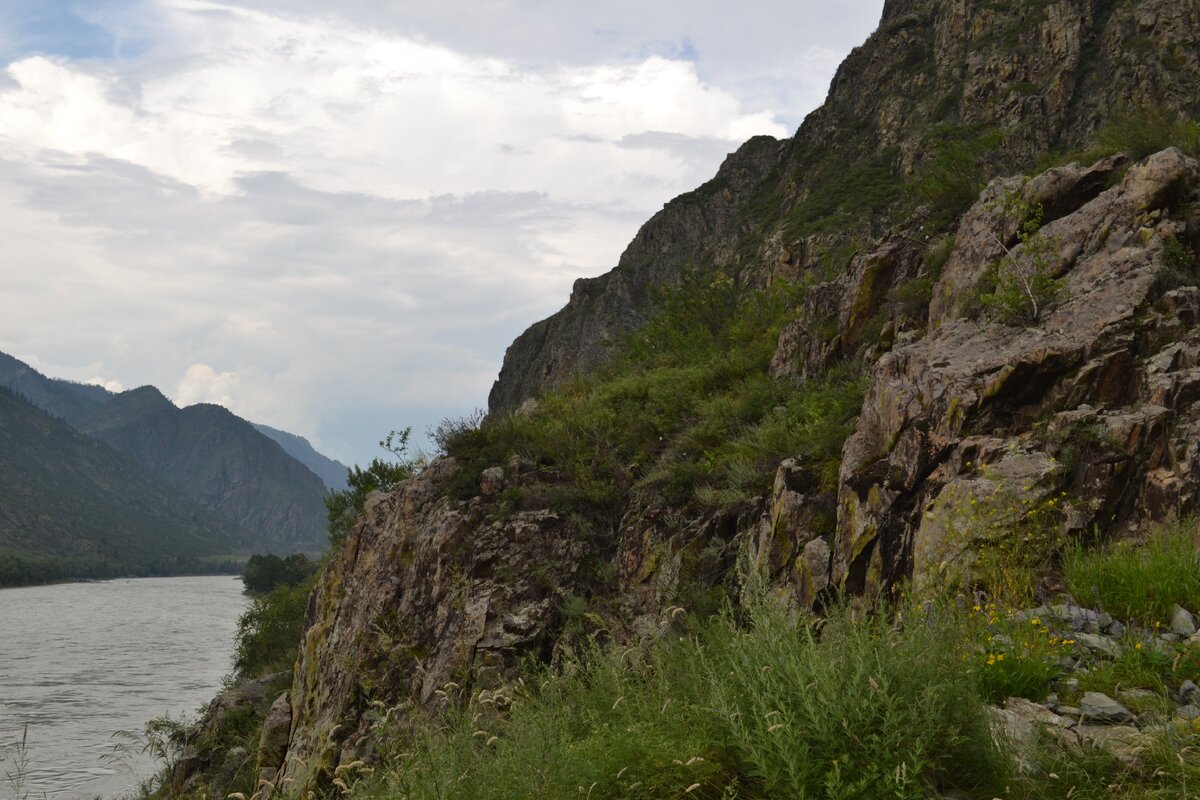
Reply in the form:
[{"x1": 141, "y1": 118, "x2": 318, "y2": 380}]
[
  {"x1": 490, "y1": 0, "x2": 1200, "y2": 413},
  {"x1": 833, "y1": 147, "x2": 1200, "y2": 597},
  {"x1": 183, "y1": 1, "x2": 1200, "y2": 796}
]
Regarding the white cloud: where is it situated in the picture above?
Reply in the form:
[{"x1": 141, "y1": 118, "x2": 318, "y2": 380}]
[
  {"x1": 85, "y1": 376, "x2": 125, "y2": 392},
  {"x1": 175, "y1": 363, "x2": 240, "y2": 408},
  {"x1": 0, "y1": 0, "x2": 883, "y2": 464},
  {"x1": 0, "y1": 5, "x2": 787, "y2": 206}
]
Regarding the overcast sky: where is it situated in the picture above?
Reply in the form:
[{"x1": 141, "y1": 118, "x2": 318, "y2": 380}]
[{"x1": 0, "y1": 0, "x2": 884, "y2": 466}]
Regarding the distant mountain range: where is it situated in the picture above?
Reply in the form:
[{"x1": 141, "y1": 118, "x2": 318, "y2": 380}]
[
  {"x1": 0, "y1": 385, "x2": 243, "y2": 584},
  {"x1": 0, "y1": 351, "x2": 350, "y2": 584}
]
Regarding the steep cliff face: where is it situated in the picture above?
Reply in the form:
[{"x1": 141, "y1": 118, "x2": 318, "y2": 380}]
[{"x1": 490, "y1": 0, "x2": 1200, "y2": 413}]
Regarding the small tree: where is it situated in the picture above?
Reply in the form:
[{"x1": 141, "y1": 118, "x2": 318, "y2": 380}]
[
  {"x1": 980, "y1": 190, "x2": 1066, "y2": 325},
  {"x1": 325, "y1": 427, "x2": 418, "y2": 546}
]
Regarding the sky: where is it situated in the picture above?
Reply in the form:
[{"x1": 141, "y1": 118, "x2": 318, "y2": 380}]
[{"x1": 0, "y1": 0, "x2": 885, "y2": 467}]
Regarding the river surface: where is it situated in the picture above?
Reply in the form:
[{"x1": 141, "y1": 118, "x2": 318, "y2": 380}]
[{"x1": 0, "y1": 576, "x2": 249, "y2": 800}]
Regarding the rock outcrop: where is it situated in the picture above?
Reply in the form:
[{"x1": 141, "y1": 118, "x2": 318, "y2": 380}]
[
  {"x1": 831, "y1": 148, "x2": 1200, "y2": 596},
  {"x1": 275, "y1": 458, "x2": 598, "y2": 791}
]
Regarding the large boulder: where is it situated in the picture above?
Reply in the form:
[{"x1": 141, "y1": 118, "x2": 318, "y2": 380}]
[{"x1": 834, "y1": 149, "x2": 1200, "y2": 595}]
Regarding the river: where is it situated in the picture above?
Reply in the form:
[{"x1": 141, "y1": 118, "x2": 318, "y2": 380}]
[{"x1": 0, "y1": 576, "x2": 249, "y2": 800}]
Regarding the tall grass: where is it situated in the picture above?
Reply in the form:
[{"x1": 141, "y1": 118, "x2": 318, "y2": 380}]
[
  {"x1": 704, "y1": 605, "x2": 1009, "y2": 798},
  {"x1": 1062, "y1": 520, "x2": 1200, "y2": 624},
  {"x1": 367, "y1": 604, "x2": 1013, "y2": 800}
]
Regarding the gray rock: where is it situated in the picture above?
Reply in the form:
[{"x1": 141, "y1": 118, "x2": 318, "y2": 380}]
[
  {"x1": 1075, "y1": 632, "x2": 1121, "y2": 657},
  {"x1": 256, "y1": 692, "x2": 292, "y2": 774},
  {"x1": 1174, "y1": 705, "x2": 1200, "y2": 721},
  {"x1": 1080, "y1": 692, "x2": 1135, "y2": 725},
  {"x1": 1171, "y1": 605, "x2": 1197, "y2": 637},
  {"x1": 1180, "y1": 680, "x2": 1199, "y2": 705},
  {"x1": 1118, "y1": 688, "x2": 1158, "y2": 705},
  {"x1": 480, "y1": 466, "x2": 505, "y2": 496},
  {"x1": 1074, "y1": 725, "x2": 1144, "y2": 765},
  {"x1": 1005, "y1": 697, "x2": 1075, "y2": 729}
]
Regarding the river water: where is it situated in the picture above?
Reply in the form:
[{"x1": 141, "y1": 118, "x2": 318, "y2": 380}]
[{"x1": 0, "y1": 576, "x2": 249, "y2": 800}]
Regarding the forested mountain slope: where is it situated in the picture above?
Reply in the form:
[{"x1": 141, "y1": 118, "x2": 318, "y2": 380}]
[{"x1": 0, "y1": 387, "x2": 244, "y2": 584}]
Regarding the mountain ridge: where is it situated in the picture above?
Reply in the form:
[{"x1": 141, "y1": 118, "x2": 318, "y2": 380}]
[{"x1": 0, "y1": 352, "x2": 336, "y2": 555}]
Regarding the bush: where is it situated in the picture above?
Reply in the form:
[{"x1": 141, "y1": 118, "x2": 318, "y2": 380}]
[
  {"x1": 1062, "y1": 519, "x2": 1200, "y2": 624},
  {"x1": 705, "y1": 605, "x2": 1009, "y2": 799},
  {"x1": 326, "y1": 428, "x2": 419, "y2": 546},
  {"x1": 908, "y1": 128, "x2": 1004, "y2": 228},
  {"x1": 231, "y1": 575, "x2": 315, "y2": 678},
  {"x1": 1157, "y1": 234, "x2": 1200, "y2": 290},
  {"x1": 1097, "y1": 105, "x2": 1200, "y2": 162},
  {"x1": 978, "y1": 193, "x2": 1066, "y2": 326},
  {"x1": 240, "y1": 552, "x2": 318, "y2": 594}
]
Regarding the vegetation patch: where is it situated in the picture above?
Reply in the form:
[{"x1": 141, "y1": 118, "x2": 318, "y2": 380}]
[
  {"x1": 977, "y1": 190, "x2": 1067, "y2": 326},
  {"x1": 1063, "y1": 520, "x2": 1200, "y2": 624},
  {"x1": 436, "y1": 271, "x2": 866, "y2": 521},
  {"x1": 780, "y1": 151, "x2": 904, "y2": 242}
]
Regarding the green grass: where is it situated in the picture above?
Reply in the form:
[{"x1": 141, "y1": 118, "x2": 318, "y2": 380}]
[
  {"x1": 438, "y1": 272, "x2": 867, "y2": 523},
  {"x1": 1063, "y1": 520, "x2": 1200, "y2": 624},
  {"x1": 365, "y1": 603, "x2": 1013, "y2": 800},
  {"x1": 361, "y1": 594, "x2": 1200, "y2": 800}
]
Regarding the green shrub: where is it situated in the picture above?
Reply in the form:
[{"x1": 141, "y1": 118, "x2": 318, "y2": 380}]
[
  {"x1": 978, "y1": 193, "x2": 1066, "y2": 326},
  {"x1": 908, "y1": 129, "x2": 1004, "y2": 227},
  {"x1": 1158, "y1": 234, "x2": 1200, "y2": 290},
  {"x1": 782, "y1": 152, "x2": 904, "y2": 240},
  {"x1": 326, "y1": 428, "x2": 419, "y2": 546},
  {"x1": 231, "y1": 575, "x2": 315, "y2": 678},
  {"x1": 240, "y1": 552, "x2": 318, "y2": 594},
  {"x1": 705, "y1": 605, "x2": 1009, "y2": 799},
  {"x1": 1062, "y1": 520, "x2": 1200, "y2": 624}
]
